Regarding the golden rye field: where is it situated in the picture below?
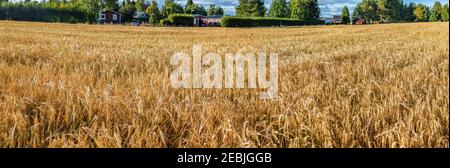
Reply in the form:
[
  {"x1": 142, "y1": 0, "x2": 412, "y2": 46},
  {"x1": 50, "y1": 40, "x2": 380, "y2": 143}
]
[{"x1": 0, "y1": 21, "x2": 448, "y2": 148}]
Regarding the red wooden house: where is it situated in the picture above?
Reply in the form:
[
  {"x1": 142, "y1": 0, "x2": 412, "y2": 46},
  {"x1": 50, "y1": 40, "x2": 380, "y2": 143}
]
[{"x1": 98, "y1": 9, "x2": 122, "y2": 24}]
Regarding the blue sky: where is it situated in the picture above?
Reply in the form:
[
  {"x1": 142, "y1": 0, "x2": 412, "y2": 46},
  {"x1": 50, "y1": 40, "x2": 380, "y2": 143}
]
[{"x1": 13, "y1": 0, "x2": 450, "y2": 16}]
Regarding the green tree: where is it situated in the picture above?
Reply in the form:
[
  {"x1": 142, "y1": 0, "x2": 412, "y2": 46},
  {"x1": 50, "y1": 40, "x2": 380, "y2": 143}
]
[
  {"x1": 235, "y1": 0, "x2": 266, "y2": 17},
  {"x1": 341, "y1": 6, "x2": 350, "y2": 24},
  {"x1": 104, "y1": 0, "x2": 118, "y2": 10},
  {"x1": 378, "y1": 0, "x2": 404, "y2": 22},
  {"x1": 195, "y1": 5, "x2": 207, "y2": 15},
  {"x1": 135, "y1": 0, "x2": 145, "y2": 12},
  {"x1": 184, "y1": 0, "x2": 195, "y2": 14},
  {"x1": 183, "y1": 0, "x2": 207, "y2": 15},
  {"x1": 378, "y1": 0, "x2": 390, "y2": 22},
  {"x1": 146, "y1": 0, "x2": 160, "y2": 25},
  {"x1": 80, "y1": 0, "x2": 102, "y2": 23},
  {"x1": 442, "y1": 3, "x2": 449, "y2": 22},
  {"x1": 353, "y1": 0, "x2": 378, "y2": 22},
  {"x1": 207, "y1": 5, "x2": 224, "y2": 16},
  {"x1": 186, "y1": 0, "x2": 194, "y2": 7},
  {"x1": 119, "y1": 2, "x2": 136, "y2": 21},
  {"x1": 290, "y1": 0, "x2": 305, "y2": 19},
  {"x1": 161, "y1": 0, "x2": 183, "y2": 18},
  {"x1": 413, "y1": 3, "x2": 428, "y2": 22},
  {"x1": 290, "y1": 0, "x2": 319, "y2": 19},
  {"x1": 396, "y1": 0, "x2": 406, "y2": 21},
  {"x1": 404, "y1": 2, "x2": 416, "y2": 22},
  {"x1": 269, "y1": 0, "x2": 289, "y2": 18},
  {"x1": 306, "y1": 0, "x2": 320, "y2": 19},
  {"x1": 290, "y1": 0, "x2": 320, "y2": 19},
  {"x1": 430, "y1": 1, "x2": 442, "y2": 22}
]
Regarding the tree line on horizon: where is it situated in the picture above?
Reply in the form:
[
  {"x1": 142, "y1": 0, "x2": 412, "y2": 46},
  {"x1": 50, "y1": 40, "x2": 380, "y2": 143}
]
[
  {"x1": 340, "y1": 0, "x2": 449, "y2": 24},
  {"x1": 237, "y1": 0, "x2": 320, "y2": 20},
  {"x1": 0, "y1": 0, "x2": 225, "y2": 24},
  {"x1": 146, "y1": 0, "x2": 224, "y2": 25},
  {"x1": 0, "y1": 0, "x2": 321, "y2": 24},
  {"x1": 237, "y1": 0, "x2": 448, "y2": 24},
  {"x1": 0, "y1": 0, "x2": 449, "y2": 24}
]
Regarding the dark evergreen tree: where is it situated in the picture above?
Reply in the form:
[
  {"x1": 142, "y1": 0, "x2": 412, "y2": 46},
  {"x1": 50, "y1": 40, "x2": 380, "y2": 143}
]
[
  {"x1": 104, "y1": 0, "x2": 118, "y2": 10},
  {"x1": 207, "y1": 5, "x2": 224, "y2": 16},
  {"x1": 119, "y1": 1, "x2": 136, "y2": 21},
  {"x1": 378, "y1": 0, "x2": 403, "y2": 22},
  {"x1": 341, "y1": 6, "x2": 350, "y2": 24},
  {"x1": 404, "y1": 3, "x2": 416, "y2": 22}
]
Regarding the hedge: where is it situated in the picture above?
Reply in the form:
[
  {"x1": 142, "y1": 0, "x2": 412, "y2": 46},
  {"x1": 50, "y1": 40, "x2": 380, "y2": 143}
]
[
  {"x1": 160, "y1": 18, "x2": 171, "y2": 26},
  {"x1": 220, "y1": 16, "x2": 323, "y2": 27},
  {"x1": 168, "y1": 14, "x2": 193, "y2": 26}
]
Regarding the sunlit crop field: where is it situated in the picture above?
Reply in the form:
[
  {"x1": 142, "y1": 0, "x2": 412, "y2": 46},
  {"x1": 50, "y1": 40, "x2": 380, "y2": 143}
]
[{"x1": 0, "y1": 21, "x2": 448, "y2": 148}]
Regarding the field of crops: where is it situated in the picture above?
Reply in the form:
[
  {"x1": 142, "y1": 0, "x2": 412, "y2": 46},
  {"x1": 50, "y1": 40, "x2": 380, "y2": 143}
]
[{"x1": 0, "y1": 21, "x2": 448, "y2": 147}]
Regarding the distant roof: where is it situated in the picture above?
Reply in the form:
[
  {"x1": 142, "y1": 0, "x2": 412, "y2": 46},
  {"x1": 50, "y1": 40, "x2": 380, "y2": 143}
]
[
  {"x1": 192, "y1": 15, "x2": 223, "y2": 19},
  {"x1": 192, "y1": 14, "x2": 206, "y2": 18},
  {"x1": 207, "y1": 15, "x2": 222, "y2": 19},
  {"x1": 102, "y1": 9, "x2": 122, "y2": 15}
]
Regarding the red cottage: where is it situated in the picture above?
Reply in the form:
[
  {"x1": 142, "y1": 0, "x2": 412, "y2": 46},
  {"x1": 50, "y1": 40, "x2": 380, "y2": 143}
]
[{"x1": 98, "y1": 9, "x2": 122, "y2": 24}]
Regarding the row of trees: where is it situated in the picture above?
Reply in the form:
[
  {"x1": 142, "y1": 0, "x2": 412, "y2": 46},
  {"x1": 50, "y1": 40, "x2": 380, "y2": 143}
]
[
  {"x1": 348, "y1": 0, "x2": 449, "y2": 24},
  {"x1": 0, "y1": 0, "x2": 225, "y2": 24},
  {"x1": 2, "y1": 0, "x2": 449, "y2": 25},
  {"x1": 237, "y1": 0, "x2": 320, "y2": 20},
  {"x1": 145, "y1": 0, "x2": 224, "y2": 25},
  {"x1": 0, "y1": 0, "x2": 90, "y2": 23},
  {"x1": 92, "y1": 0, "x2": 224, "y2": 23}
]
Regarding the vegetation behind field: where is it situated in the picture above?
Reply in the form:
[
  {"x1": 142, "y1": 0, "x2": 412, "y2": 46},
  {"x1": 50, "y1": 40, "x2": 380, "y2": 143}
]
[{"x1": 0, "y1": 0, "x2": 448, "y2": 25}]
